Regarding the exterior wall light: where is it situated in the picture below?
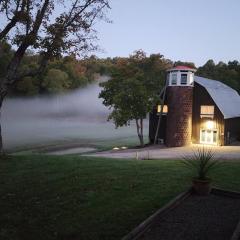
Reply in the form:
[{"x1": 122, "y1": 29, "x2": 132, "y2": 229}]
[{"x1": 206, "y1": 120, "x2": 214, "y2": 130}]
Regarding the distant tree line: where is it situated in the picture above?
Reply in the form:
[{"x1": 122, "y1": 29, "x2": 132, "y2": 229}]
[
  {"x1": 1, "y1": 40, "x2": 240, "y2": 96},
  {"x1": 0, "y1": 40, "x2": 109, "y2": 96},
  {"x1": 197, "y1": 60, "x2": 240, "y2": 93}
]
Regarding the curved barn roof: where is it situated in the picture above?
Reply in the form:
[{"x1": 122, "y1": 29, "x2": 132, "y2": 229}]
[{"x1": 194, "y1": 76, "x2": 240, "y2": 119}]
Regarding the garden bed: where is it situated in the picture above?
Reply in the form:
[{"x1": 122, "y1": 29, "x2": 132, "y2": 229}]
[{"x1": 123, "y1": 188, "x2": 240, "y2": 240}]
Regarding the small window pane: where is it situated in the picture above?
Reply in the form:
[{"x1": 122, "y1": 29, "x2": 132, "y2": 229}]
[
  {"x1": 172, "y1": 73, "x2": 177, "y2": 85},
  {"x1": 157, "y1": 105, "x2": 168, "y2": 114},
  {"x1": 201, "y1": 130, "x2": 206, "y2": 142},
  {"x1": 207, "y1": 130, "x2": 212, "y2": 142},
  {"x1": 181, "y1": 74, "x2": 187, "y2": 85}
]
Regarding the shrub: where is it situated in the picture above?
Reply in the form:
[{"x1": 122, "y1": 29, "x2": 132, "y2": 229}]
[{"x1": 182, "y1": 147, "x2": 220, "y2": 180}]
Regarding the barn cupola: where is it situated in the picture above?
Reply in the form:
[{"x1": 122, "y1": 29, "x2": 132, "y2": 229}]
[{"x1": 167, "y1": 66, "x2": 197, "y2": 87}]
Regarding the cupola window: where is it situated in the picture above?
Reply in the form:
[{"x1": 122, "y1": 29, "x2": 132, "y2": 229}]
[
  {"x1": 180, "y1": 74, "x2": 187, "y2": 85},
  {"x1": 171, "y1": 73, "x2": 177, "y2": 85},
  {"x1": 167, "y1": 66, "x2": 196, "y2": 87}
]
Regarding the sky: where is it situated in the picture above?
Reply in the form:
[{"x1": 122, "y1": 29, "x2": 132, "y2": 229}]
[{"x1": 95, "y1": 0, "x2": 240, "y2": 66}]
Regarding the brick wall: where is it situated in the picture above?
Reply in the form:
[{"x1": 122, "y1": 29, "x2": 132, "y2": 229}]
[{"x1": 166, "y1": 86, "x2": 193, "y2": 147}]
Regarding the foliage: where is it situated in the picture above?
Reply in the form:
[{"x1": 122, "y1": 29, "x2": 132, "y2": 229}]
[
  {"x1": 6, "y1": 51, "x2": 105, "y2": 95},
  {"x1": 174, "y1": 60, "x2": 196, "y2": 68},
  {"x1": 15, "y1": 76, "x2": 39, "y2": 96},
  {"x1": 99, "y1": 50, "x2": 171, "y2": 146},
  {"x1": 197, "y1": 60, "x2": 240, "y2": 93},
  {"x1": 0, "y1": 0, "x2": 111, "y2": 152},
  {"x1": 182, "y1": 147, "x2": 220, "y2": 180},
  {"x1": 42, "y1": 68, "x2": 71, "y2": 94},
  {"x1": 1, "y1": 40, "x2": 239, "y2": 97},
  {"x1": 0, "y1": 41, "x2": 14, "y2": 78}
]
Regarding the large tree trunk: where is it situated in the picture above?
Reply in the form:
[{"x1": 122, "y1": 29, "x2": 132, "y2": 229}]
[
  {"x1": 136, "y1": 118, "x2": 144, "y2": 147},
  {"x1": 0, "y1": 43, "x2": 30, "y2": 153},
  {"x1": 0, "y1": 0, "x2": 57, "y2": 154},
  {"x1": 0, "y1": 115, "x2": 3, "y2": 154},
  {"x1": 0, "y1": 94, "x2": 4, "y2": 154},
  {"x1": 0, "y1": 124, "x2": 2, "y2": 154}
]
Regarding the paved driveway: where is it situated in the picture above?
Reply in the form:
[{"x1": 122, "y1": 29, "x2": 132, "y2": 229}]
[{"x1": 88, "y1": 145, "x2": 240, "y2": 160}]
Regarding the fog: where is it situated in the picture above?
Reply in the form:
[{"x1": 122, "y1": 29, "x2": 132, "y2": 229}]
[{"x1": 1, "y1": 76, "x2": 148, "y2": 150}]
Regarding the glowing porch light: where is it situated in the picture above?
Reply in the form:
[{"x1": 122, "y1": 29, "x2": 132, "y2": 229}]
[{"x1": 206, "y1": 120, "x2": 214, "y2": 130}]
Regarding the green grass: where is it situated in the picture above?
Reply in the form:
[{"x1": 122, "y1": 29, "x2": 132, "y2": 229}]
[
  {"x1": 9, "y1": 135, "x2": 148, "y2": 155},
  {"x1": 0, "y1": 155, "x2": 240, "y2": 240}
]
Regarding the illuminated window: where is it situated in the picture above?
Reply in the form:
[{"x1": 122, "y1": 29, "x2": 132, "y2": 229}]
[
  {"x1": 157, "y1": 105, "x2": 168, "y2": 115},
  {"x1": 200, "y1": 129, "x2": 218, "y2": 144},
  {"x1": 171, "y1": 73, "x2": 177, "y2": 85},
  {"x1": 181, "y1": 74, "x2": 187, "y2": 85},
  {"x1": 200, "y1": 105, "x2": 214, "y2": 118}
]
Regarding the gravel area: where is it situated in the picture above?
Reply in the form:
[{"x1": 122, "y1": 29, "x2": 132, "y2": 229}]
[{"x1": 138, "y1": 194, "x2": 240, "y2": 240}]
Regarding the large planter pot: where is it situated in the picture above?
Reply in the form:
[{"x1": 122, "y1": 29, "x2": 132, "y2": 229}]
[{"x1": 192, "y1": 178, "x2": 211, "y2": 196}]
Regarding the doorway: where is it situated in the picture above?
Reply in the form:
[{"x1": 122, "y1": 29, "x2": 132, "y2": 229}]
[{"x1": 200, "y1": 129, "x2": 218, "y2": 145}]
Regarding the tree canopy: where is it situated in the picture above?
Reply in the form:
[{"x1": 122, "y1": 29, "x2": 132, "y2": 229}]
[
  {"x1": 99, "y1": 50, "x2": 171, "y2": 146},
  {"x1": 0, "y1": 0, "x2": 110, "y2": 99},
  {"x1": 197, "y1": 60, "x2": 240, "y2": 93}
]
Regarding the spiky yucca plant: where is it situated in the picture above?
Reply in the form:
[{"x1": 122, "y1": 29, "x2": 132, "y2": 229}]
[{"x1": 182, "y1": 147, "x2": 220, "y2": 180}]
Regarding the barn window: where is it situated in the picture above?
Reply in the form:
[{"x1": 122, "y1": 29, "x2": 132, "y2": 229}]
[
  {"x1": 200, "y1": 105, "x2": 214, "y2": 118},
  {"x1": 171, "y1": 73, "x2": 177, "y2": 85},
  {"x1": 181, "y1": 74, "x2": 187, "y2": 85},
  {"x1": 157, "y1": 105, "x2": 168, "y2": 115}
]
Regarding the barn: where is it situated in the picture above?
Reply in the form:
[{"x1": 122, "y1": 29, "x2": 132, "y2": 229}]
[{"x1": 149, "y1": 66, "x2": 240, "y2": 146}]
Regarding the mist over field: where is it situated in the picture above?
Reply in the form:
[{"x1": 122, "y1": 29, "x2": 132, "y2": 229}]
[{"x1": 1, "y1": 76, "x2": 148, "y2": 150}]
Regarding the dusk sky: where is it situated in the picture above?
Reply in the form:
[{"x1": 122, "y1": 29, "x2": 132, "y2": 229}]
[{"x1": 96, "y1": 0, "x2": 240, "y2": 66}]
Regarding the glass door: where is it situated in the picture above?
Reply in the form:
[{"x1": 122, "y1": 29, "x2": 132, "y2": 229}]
[{"x1": 200, "y1": 129, "x2": 217, "y2": 145}]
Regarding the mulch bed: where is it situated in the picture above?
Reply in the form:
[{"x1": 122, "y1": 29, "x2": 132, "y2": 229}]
[{"x1": 123, "y1": 189, "x2": 240, "y2": 240}]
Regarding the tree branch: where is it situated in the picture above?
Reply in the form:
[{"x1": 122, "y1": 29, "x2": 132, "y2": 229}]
[
  {"x1": 0, "y1": 16, "x2": 18, "y2": 40},
  {"x1": 0, "y1": 0, "x2": 28, "y2": 40}
]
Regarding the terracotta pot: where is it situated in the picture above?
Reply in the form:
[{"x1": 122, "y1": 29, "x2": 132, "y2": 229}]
[{"x1": 192, "y1": 178, "x2": 211, "y2": 196}]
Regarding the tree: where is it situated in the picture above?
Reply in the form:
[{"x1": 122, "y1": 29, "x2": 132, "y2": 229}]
[
  {"x1": 42, "y1": 68, "x2": 70, "y2": 93},
  {"x1": 0, "y1": 0, "x2": 110, "y2": 153},
  {"x1": 15, "y1": 76, "x2": 39, "y2": 96},
  {"x1": 99, "y1": 50, "x2": 171, "y2": 147},
  {"x1": 174, "y1": 61, "x2": 196, "y2": 68},
  {"x1": 0, "y1": 41, "x2": 14, "y2": 79},
  {"x1": 197, "y1": 59, "x2": 240, "y2": 93}
]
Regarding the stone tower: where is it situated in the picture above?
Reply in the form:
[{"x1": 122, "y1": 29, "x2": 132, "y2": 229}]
[{"x1": 165, "y1": 66, "x2": 196, "y2": 147}]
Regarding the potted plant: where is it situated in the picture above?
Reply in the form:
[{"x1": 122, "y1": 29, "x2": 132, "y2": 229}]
[{"x1": 182, "y1": 147, "x2": 220, "y2": 196}]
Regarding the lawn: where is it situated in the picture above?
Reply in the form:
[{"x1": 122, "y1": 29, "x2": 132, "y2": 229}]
[{"x1": 0, "y1": 155, "x2": 240, "y2": 240}]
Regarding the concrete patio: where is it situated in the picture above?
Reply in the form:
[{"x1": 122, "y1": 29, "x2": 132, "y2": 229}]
[{"x1": 88, "y1": 144, "x2": 240, "y2": 160}]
